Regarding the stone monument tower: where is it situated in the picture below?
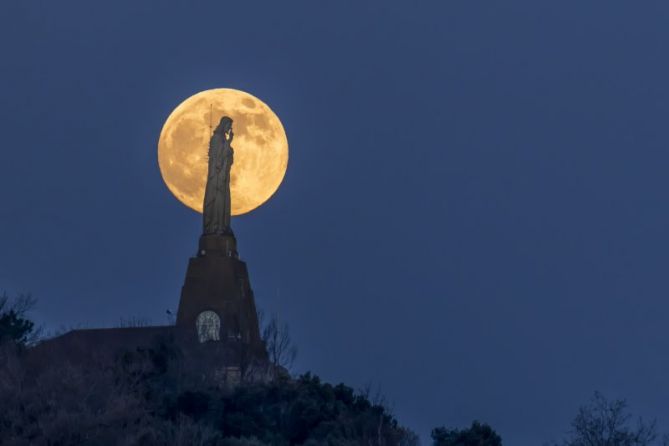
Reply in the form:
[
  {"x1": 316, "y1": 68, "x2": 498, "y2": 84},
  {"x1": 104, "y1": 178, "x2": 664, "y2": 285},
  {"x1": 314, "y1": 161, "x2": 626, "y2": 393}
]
[{"x1": 176, "y1": 116, "x2": 264, "y2": 356}]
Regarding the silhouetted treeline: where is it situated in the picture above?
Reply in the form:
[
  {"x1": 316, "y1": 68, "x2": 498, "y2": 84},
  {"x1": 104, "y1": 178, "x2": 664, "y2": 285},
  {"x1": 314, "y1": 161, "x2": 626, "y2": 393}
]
[
  {"x1": 4, "y1": 293, "x2": 666, "y2": 446},
  {"x1": 0, "y1": 293, "x2": 420, "y2": 445},
  {"x1": 1, "y1": 336, "x2": 421, "y2": 445}
]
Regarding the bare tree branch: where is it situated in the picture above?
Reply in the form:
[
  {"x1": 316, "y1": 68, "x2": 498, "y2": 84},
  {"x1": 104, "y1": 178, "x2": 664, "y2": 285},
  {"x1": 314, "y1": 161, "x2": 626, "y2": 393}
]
[
  {"x1": 260, "y1": 312, "x2": 297, "y2": 371},
  {"x1": 561, "y1": 392, "x2": 660, "y2": 446}
]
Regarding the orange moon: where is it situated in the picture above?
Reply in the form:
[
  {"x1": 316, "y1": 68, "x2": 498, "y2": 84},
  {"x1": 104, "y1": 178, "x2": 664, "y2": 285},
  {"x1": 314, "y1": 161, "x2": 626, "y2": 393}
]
[{"x1": 158, "y1": 88, "x2": 288, "y2": 215}]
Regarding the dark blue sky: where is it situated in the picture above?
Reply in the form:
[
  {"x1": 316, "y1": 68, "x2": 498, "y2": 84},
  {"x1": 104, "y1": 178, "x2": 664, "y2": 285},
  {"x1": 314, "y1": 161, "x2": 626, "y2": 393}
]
[{"x1": 1, "y1": 1, "x2": 669, "y2": 444}]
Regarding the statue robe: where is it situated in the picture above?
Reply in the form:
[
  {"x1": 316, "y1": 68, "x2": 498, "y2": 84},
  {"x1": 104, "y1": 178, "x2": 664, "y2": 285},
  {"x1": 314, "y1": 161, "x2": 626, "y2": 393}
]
[{"x1": 203, "y1": 131, "x2": 233, "y2": 235}]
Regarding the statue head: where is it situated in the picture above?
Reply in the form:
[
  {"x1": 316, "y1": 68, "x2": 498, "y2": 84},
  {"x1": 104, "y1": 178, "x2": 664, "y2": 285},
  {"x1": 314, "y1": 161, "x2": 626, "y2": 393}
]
[{"x1": 217, "y1": 116, "x2": 233, "y2": 134}]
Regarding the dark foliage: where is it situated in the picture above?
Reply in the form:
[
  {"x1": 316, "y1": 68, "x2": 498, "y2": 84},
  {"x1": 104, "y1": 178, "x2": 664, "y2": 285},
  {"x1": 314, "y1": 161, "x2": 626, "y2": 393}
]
[
  {"x1": 0, "y1": 293, "x2": 36, "y2": 346},
  {"x1": 0, "y1": 335, "x2": 418, "y2": 445},
  {"x1": 207, "y1": 373, "x2": 416, "y2": 445},
  {"x1": 432, "y1": 421, "x2": 502, "y2": 446},
  {"x1": 0, "y1": 310, "x2": 33, "y2": 345},
  {"x1": 177, "y1": 391, "x2": 210, "y2": 420}
]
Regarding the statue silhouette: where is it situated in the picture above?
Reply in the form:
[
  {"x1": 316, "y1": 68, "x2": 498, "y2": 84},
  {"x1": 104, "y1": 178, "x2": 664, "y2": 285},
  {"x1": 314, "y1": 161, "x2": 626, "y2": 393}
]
[{"x1": 203, "y1": 116, "x2": 234, "y2": 235}]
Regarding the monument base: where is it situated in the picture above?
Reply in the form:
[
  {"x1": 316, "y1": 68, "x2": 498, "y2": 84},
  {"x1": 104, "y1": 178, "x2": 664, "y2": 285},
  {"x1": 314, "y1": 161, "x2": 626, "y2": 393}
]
[
  {"x1": 176, "y1": 233, "x2": 266, "y2": 360},
  {"x1": 198, "y1": 232, "x2": 239, "y2": 258}
]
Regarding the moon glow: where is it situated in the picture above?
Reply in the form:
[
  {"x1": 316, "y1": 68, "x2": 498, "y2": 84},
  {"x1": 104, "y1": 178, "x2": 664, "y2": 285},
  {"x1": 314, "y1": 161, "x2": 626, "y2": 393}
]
[{"x1": 158, "y1": 88, "x2": 288, "y2": 215}]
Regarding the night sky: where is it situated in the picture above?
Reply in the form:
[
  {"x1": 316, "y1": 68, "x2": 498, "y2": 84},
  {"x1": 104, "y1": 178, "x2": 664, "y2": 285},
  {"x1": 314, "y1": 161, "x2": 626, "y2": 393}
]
[{"x1": 2, "y1": 1, "x2": 669, "y2": 444}]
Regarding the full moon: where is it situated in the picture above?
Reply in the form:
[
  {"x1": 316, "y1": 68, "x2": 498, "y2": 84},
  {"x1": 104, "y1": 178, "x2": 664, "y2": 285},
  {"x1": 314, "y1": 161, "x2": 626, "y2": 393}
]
[{"x1": 158, "y1": 88, "x2": 288, "y2": 215}]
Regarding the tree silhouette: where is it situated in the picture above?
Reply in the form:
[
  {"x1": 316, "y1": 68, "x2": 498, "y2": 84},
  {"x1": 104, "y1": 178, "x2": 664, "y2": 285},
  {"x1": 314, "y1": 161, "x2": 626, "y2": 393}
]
[
  {"x1": 555, "y1": 392, "x2": 667, "y2": 446},
  {"x1": 0, "y1": 292, "x2": 36, "y2": 346},
  {"x1": 259, "y1": 311, "x2": 297, "y2": 370},
  {"x1": 432, "y1": 421, "x2": 503, "y2": 446}
]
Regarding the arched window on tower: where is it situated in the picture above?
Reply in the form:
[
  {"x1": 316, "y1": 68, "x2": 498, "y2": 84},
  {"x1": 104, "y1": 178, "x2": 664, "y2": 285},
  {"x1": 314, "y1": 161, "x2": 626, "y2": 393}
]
[{"x1": 196, "y1": 310, "x2": 221, "y2": 343}]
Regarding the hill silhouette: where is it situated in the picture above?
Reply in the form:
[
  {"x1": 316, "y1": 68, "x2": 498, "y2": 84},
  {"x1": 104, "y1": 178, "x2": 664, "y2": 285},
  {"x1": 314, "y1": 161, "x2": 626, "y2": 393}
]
[{"x1": 0, "y1": 293, "x2": 422, "y2": 445}]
